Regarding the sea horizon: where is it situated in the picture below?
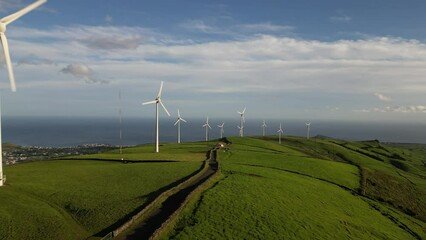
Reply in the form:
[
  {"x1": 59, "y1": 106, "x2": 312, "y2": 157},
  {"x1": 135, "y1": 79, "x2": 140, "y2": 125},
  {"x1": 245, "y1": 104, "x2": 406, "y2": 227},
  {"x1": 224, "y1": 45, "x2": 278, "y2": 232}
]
[{"x1": 2, "y1": 116, "x2": 426, "y2": 147}]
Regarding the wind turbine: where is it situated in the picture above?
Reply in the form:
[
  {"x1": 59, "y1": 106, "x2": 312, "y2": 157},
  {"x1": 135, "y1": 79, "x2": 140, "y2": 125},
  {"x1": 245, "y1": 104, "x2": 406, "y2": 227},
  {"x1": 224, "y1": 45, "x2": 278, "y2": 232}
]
[
  {"x1": 305, "y1": 122, "x2": 311, "y2": 139},
  {"x1": 142, "y1": 81, "x2": 170, "y2": 153},
  {"x1": 0, "y1": 0, "x2": 47, "y2": 187},
  {"x1": 237, "y1": 107, "x2": 246, "y2": 137},
  {"x1": 218, "y1": 122, "x2": 224, "y2": 138},
  {"x1": 202, "y1": 117, "x2": 212, "y2": 142},
  {"x1": 118, "y1": 89, "x2": 123, "y2": 157},
  {"x1": 261, "y1": 120, "x2": 267, "y2": 137},
  {"x1": 174, "y1": 109, "x2": 187, "y2": 144},
  {"x1": 237, "y1": 125, "x2": 244, "y2": 137},
  {"x1": 1, "y1": 0, "x2": 47, "y2": 92},
  {"x1": 277, "y1": 123, "x2": 284, "y2": 144}
]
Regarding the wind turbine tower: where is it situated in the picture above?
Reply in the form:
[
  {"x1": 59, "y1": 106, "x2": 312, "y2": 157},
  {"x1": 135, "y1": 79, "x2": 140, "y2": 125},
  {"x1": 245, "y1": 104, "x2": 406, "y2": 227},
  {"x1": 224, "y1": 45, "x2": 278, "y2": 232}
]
[
  {"x1": 261, "y1": 120, "x2": 267, "y2": 136},
  {"x1": 118, "y1": 89, "x2": 123, "y2": 156},
  {"x1": 202, "y1": 117, "x2": 212, "y2": 141},
  {"x1": 277, "y1": 123, "x2": 284, "y2": 144},
  {"x1": 174, "y1": 109, "x2": 187, "y2": 143},
  {"x1": 142, "y1": 81, "x2": 170, "y2": 153},
  {"x1": 237, "y1": 107, "x2": 246, "y2": 137},
  {"x1": 218, "y1": 122, "x2": 225, "y2": 138},
  {"x1": 306, "y1": 122, "x2": 311, "y2": 139},
  {"x1": 0, "y1": 0, "x2": 47, "y2": 187}
]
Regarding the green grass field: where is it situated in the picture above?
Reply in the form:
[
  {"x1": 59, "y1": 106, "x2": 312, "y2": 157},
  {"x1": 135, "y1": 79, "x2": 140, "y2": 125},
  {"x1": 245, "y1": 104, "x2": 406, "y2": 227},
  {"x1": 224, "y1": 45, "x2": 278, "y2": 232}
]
[
  {"x1": 0, "y1": 142, "x2": 210, "y2": 240},
  {"x1": 1, "y1": 137, "x2": 425, "y2": 239},
  {"x1": 168, "y1": 137, "x2": 426, "y2": 240}
]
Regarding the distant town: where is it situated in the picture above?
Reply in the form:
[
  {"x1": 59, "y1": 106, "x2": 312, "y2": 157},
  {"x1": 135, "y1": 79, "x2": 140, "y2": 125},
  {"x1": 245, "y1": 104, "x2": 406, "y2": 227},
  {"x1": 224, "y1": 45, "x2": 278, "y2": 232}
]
[{"x1": 3, "y1": 144, "x2": 123, "y2": 165}]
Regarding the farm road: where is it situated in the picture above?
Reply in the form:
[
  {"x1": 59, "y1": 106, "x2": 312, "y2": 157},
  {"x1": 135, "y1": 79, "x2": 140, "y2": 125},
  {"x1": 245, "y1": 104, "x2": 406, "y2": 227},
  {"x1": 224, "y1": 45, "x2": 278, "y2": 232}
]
[{"x1": 120, "y1": 150, "x2": 218, "y2": 240}]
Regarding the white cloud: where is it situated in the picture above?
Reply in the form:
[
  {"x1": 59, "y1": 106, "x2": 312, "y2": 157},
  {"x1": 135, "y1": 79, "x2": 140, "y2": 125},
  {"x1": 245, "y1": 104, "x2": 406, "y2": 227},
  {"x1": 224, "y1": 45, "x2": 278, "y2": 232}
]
[
  {"x1": 355, "y1": 106, "x2": 426, "y2": 113},
  {"x1": 330, "y1": 11, "x2": 352, "y2": 22},
  {"x1": 179, "y1": 20, "x2": 294, "y2": 36},
  {"x1": 60, "y1": 63, "x2": 109, "y2": 84},
  {"x1": 376, "y1": 105, "x2": 426, "y2": 113},
  {"x1": 84, "y1": 36, "x2": 142, "y2": 50},
  {"x1": 237, "y1": 22, "x2": 294, "y2": 33},
  {"x1": 4, "y1": 24, "x2": 426, "y2": 119},
  {"x1": 374, "y1": 93, "x2": 392, "y2": 102}
]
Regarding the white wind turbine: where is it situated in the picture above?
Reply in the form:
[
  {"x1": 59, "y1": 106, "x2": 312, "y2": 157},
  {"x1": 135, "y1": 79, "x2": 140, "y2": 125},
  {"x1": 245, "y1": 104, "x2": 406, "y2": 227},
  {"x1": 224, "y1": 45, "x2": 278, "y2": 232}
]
[
  {"x1": 277, "y1": 123, "x2": 284, "y2": 144},
  {"x1": 118, "y1": 89, "x2": 123, "y2": 157},
  {"x1": 305, "y1": 122, "x2": 311, "y2": 139},
  {"x1": 218, "y1": 122, "x2": 224, "y2": 138},
  {"x1": 174, "y1": 109, "x2": 187, "y2": 144},
  {"x1": 202, "y1": 117, "x2": 212, "y2": 142},
  {"x1": 0, "y1": 0, "x2": 47, "y2": 187},
  {"x1": 237, "y1": 107, "x2": 246, "y2": 137},
  {"x1": 261, "y1": 120, "x2": 267, "y2": 137},
  {"x1": 142, "y1": 81, "x2": 170, "y2": 153},
  {"x1": 1, "y1": 0, "x2": 47, "y2": 92}
]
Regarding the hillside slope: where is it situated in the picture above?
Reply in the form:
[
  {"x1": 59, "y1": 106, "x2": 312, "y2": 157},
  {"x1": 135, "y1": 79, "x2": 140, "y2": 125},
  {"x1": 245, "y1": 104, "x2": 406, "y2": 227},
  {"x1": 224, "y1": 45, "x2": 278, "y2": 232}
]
[{"x1": 168, "y1": 137, "x2": 426, "y2": 239}]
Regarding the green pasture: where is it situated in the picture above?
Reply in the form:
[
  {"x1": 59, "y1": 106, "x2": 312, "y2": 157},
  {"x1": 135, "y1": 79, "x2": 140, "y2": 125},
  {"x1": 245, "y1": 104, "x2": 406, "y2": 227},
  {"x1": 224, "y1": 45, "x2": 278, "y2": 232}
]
[
  {"x1": 168, "y1": 136, "x2": 426, "y2": 239},
  {"x1": 0, "y1": 143, "x2": 206, "y2": 240},
  {"x1": 69, "y1": 141, "x2": 213, "y2": 162}
]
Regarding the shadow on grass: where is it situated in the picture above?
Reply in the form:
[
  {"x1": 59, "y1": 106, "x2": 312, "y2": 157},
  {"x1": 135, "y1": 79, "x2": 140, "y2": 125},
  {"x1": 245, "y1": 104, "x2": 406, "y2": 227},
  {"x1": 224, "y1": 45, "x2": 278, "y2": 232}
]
[{"x1": 92, "y1": 160, "x2": 206, "y2": 238}]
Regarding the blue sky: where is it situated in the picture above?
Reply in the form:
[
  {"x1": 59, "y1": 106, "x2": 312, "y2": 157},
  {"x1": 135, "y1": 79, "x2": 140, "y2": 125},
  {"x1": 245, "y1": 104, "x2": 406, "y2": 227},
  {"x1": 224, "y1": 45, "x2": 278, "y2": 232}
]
[{"x1": 0, "y1": 0, "x2": 425, "y2": 123}]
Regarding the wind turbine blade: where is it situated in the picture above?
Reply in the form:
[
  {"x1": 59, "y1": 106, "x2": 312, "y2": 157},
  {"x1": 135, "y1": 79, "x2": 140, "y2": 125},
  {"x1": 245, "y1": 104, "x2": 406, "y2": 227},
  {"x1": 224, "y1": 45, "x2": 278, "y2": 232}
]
[
  {"x1": 1, "y1": 0, "x2": 47, "y2": 25},
  {"x1": 208, "y1": 124, "x2": 212, "y2": 129},
  {"x1": 159, "y1": 100, "x2": 170, "y2": 116},
  {"x1": 174, "y1": 119, "x2": 180, "y2": 125},
  {"x1": 181, "y1": 118, "x2": 187, "y2": 123},
  {"x1": 142, "y1": 100, "x2": 156, "y2": 105},
  {"x1": 157, "y1": 81, "x2": 164, "y2": 98},
  {"x1": 0, "y1": 33, "x2": 16, "y2": 92},
  {"x1": 242, "y1": 107, "x2": 246, "y2": 114},
  {"x1": 177, "y1": 109, "x2": 180, "y2": 118}
]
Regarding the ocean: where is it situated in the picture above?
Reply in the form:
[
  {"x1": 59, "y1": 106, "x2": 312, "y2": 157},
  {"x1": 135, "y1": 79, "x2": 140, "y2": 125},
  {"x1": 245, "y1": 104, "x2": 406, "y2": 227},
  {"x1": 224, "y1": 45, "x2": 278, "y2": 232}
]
[{"x1": 2, "y1": 117, "x2": 426, "y2": 147}]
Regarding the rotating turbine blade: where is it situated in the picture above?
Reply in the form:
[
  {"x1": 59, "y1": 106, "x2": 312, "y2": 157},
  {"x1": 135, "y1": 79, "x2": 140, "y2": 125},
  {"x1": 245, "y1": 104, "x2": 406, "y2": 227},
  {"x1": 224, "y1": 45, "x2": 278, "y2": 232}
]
[
  {"x1": 177, "y1": 109, "x2": 180, "y2": 118},
  {"x1": 0, "y1": 33, "x2": 16, "y2": 92},
  {"x1": 242, "y1": 107, "x2": 246, "y2": 114},
  {"x1": 1, "y1": 0, "x2": 47, "y2": 25},
  {"x1": 142, "y1": 100, "x2": 156, "y2": 105},
  {"x1": 157, "y1": 81, "x2": 164, "y2": 98},
  {"x1": 181, "y1": 118, "x2": 187, "y2": 123},
  {"x1": 174, "y1": 119, "x2": 180, "y2": 125},
  {"x1": 159, "y1": 100, "x2": 170, "y2": 116}
]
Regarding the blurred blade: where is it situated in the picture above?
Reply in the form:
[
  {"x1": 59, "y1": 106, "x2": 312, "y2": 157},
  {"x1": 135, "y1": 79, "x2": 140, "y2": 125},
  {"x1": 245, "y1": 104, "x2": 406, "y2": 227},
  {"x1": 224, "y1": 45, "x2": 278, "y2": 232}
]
[
  {"x1": 142, "y1": 100, "x2": 156, "y2": 105},
  {"x1": 242, "y1": 107, "x2": 246, "y2": 114},
  {"x1": 177, "y1": 109, "x2": 180, "y2": 118},
  {"x1": 208, "y1": 124, "x2": 212, "y2": 129},
  {"x1": 159, "y1": 100, "x2": 170, "y2": 116},
  {"x1": 157, "y1": 81, "x2": 164, "y2": 98},
  {"x1": 0, "y1": 33, "x2": 16, "y2": 92},
  {"x1": 1, "y1": 0, "x2": 47, "y2": 25},
  {"x1": 181, "y1": 118, "x2": 187, "y2": 123},
  {"x1": 174, "y1": 119, "x2": 180, "y2": 125}
]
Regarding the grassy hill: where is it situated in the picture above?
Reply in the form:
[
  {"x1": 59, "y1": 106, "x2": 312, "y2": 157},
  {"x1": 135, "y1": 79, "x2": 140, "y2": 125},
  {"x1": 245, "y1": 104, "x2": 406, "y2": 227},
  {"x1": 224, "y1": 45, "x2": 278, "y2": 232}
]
[
  {"x1": 0, "y1": 142, "x2": 212, "y2": 240},
  {"x1": 1, "y1": 137, "x2": 425, "y2": 239},
  {"x1": 167, "y1": 137, "x2": 426, "y2": 239}
]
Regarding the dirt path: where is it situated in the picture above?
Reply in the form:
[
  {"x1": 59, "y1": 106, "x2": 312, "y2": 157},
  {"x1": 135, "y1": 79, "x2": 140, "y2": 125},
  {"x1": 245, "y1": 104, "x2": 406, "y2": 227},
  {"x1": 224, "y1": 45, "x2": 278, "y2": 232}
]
[{"x1": 119, "y1": 150, "x2": 218, "y2": 240}]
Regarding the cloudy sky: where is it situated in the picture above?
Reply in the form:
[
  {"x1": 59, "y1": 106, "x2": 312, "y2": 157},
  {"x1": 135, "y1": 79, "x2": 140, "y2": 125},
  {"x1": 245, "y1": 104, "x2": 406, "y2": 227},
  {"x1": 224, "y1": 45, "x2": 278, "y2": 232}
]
[{"x1": 0, "y1": 0, "x2": 425, "y2": 123}]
